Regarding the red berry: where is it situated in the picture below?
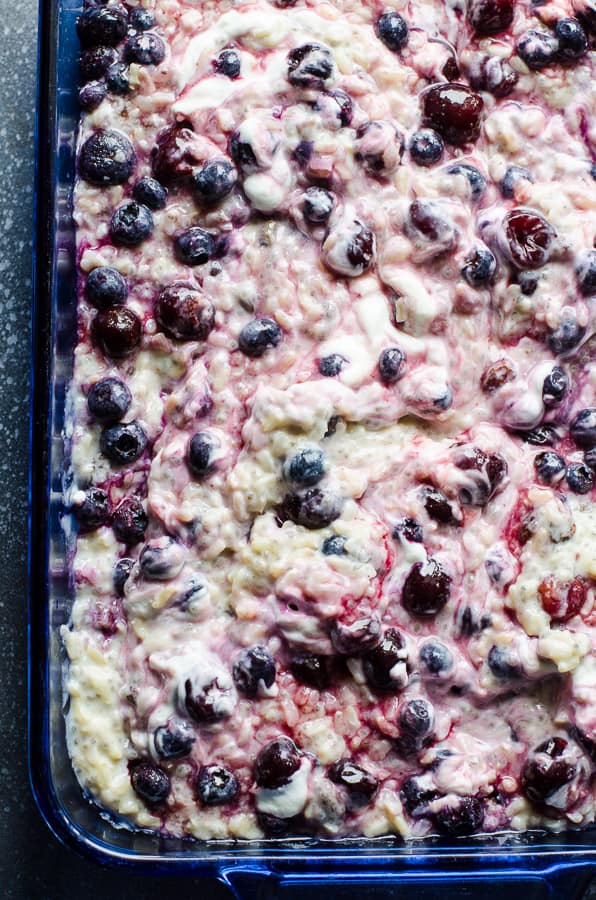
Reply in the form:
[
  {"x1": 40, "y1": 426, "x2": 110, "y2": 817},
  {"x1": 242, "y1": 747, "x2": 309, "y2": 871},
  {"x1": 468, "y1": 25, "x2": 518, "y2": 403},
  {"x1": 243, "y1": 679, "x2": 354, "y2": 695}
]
[
  {"x1": 152, "y1": 122, "x2": 204, "y2": 186},
  {"x1": 92, "y1": 307, "x2": 142, "y2": 358},
  {"x1": 421, "y1": 83, "x2": 484, "y2": 146},
  {"x1": 467, "y1": 0, "x2": 514, "y2": 36},
  {"x1": 503, "y1": 208, "x2": 556, "y2": 269},
  {"x1": 155, "y1": 283, "x2": 215, "y2": 341}
]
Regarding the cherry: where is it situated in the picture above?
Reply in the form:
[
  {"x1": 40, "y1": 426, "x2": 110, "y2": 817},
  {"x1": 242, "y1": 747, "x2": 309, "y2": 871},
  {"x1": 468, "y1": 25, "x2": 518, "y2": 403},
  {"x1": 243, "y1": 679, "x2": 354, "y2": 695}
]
[
  {"x1": 420, "y1": 485, "x2": 462, "y2": 525},
  {"x1": 92, "y1": 307, "x2": 142, "y2": 358},
  {"x1": 254, "y1": 736, "x2": 301, "y2": 788},
  {"x1": 152, "y1": 122, "x2": 203, "y2": 187},
  {"x1": 503, "y1": 208, "x2": 556, "y2": 269},
  {"x1": 331, "y1": 616, "x2": 382, "y2": 655},
  {"x1": 402, "y1": 559, "x2": 452, "y2": 617},
  {"x1": 155, "y1": 283, "x2": 215, "y2": 341},
  {"x1": 434, "y1": 797, "x2": 484, "y2": 835},
  {"x1": 480, "y1": 359, "x2": 515, "y2": 392},
  {"x1": 130, "y1": 762, "x2": 171, "y2": 805},
  {"x1": 539, "y1": 575, "x2": 587, "y2": 622},
  {"x1": 287, "y1": 43, "x2": 334, "y2": 89},
  {"x1": 421, "y1": 83, "x2": 484, "y2": 146},
  {"x1": 183, "y1": 674, "x2": 234, "y2": 723},
  {"x1": 363, "y1": 628, "x2": 407, "y2": 692},
  {"x1": 400, "y1": 775, "x2": 440, "y2": 815},
  {"x1": 290, "y1": 653, "x2": 331, "y2": 689},
  {"x1": 467, "y1": 0, "x2": 514, "y2": 36},
  {"x1": 522, "y1": 738, "x2": 576, "y2": 806},
  {"x1": 232, "y1": 645, "x2": 276, "y2": 697},
  {"x1": 328, "y1": 760, "x2": 378, "y2": 807}
]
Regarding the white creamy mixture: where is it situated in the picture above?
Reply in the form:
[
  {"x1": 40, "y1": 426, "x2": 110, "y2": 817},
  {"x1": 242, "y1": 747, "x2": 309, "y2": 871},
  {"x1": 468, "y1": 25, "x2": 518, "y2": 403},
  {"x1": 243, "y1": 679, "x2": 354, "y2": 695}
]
[{"x1": 64, "y1": 0, "x2": 595, "y2": 839}]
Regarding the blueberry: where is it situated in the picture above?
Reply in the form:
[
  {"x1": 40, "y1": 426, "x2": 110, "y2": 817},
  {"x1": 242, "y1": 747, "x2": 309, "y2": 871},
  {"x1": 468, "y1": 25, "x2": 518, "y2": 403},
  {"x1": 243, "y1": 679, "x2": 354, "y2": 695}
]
[
  {"x1": 293, "y1": 140, "x2": 314, "y2": 168},
  {"x1": 110, "y1": 201, "x2": 154, "y2": 246},
  {"x1": 549, "y1": 315, "x2": 587, "y2": 356},
  {"x1": 422, "y1": 84, "x2": 484, "y2": 146},
  {"x1": 393, "y1": 517, "x2": 423, "y2": 543},
  {"x1": 376, "y1": 10, "x2": 409, "y2": 51},
  {"x1": 302, "y1": 186, "x2": 334, "y2": 225},
  {"x1": 328, "y1": 760, "x2": 378, "y2": 807},
  {"x1": 87, "y1": 377, "x2": 131, "y2": 423},
  {"x1": 461, "y1": 247, "x2": 497, "y2": 286},
  {"x1": 196, "y1": 765, "x2": 239, "y2": 806},
  {"x1": 419, "y1": 641, "x2": 453, "y2": 675},
  {"x1": 76, "y1": 4, "x2": 128, "y2": 48},
  {"x1": 290, "y1": 653, "x2": 330, "y2": 689},
  {"x1": 409, "y1": 128, "x2": 444, "y2": 166},
  {"x1": 72, "y1": 487, "x2": 111, "y2": 530},
  {"x1": 85, "y1": 266, "x2": 127, "y2": 309},
  {"x1": 232, "y1": 645, "x2": 276, "y2": 697},
  {"x1": 184, "y1": 671, "x2": 235, "y2": 723},
  {"x1": 522, "y1": 737, "x2": 576, "y2": 806},
  {"x1": 112, "y1": 496, "x2": 148, "y2": 544},
  {"x1": 318, "y1": 354, "x2": 346, "y2": 377},
  {"x1": 92, "y1": 307, "x2": 142, "y2": 358},
  {"x1": 399, "y1": 698, "x2": 434, "y2": 737},
  {"x1": 187, "y1": 431, "x2": 219, "y2": 479},
  {"x1": 124, "y1": 32, "x2": 166, "y2": 66},
  {"x1": 534, "y1": 451, "x2": 566, "y2": 484},
  {"x1": 100, "y1": 421, "x2": 147, "y2": 465},
  {"x1": 518, "y1": 271, "x2": 539, "y2": 295},
  {"x1": 322, "y1": 219, "x2": 375, "y2": 277},
  {"x1": 140, "y1": 537, "x2": 185, "y2": 581},
  {"x1": 154, "y1": 719, "x2": 195, "y2": 760},
  {"x1": 570, "y1": 408, "x2": 596, "y2": 449},
  {"x1": 132, "y1": 176, "x2": 167, "y2": 211},
  {"x1": 447, "y1": 163, "x2": 486, "y2": 200},
  {"x1": 174, "y1": 227, "x2": 216, "y2": 266},
  {"x1": 130, "y1": 762, "x2": 170, "y2": 805},
  {"x1": 354, "y1": 121, "x2": 405, "y2": 177},
  {"x1": 517, "y1": 30, "x2": 560, "y2": 69},
  {"x1": 214, "y1": 48, "x2": 241, "y2": 78},
  {"x1": 129, "y1": 8, "x2": 154, "y2": 31},
  {"x1": 555, "y1": 17, "x2": 588, "y2": 60},
  {"x1": 321, "y1": 534, "x2": 347, "y2": 556},
  {"x1": 402, "y1": 559, "x2": 452, "y2": 617},
  {"x1": 287, "y1": 43, "x2": 334, "y2": 88},
  {"x1": 487, "y1": 644, "x2": 521, "y2": 679},
  {"x1": 106, "y1": 62, "x2": 131, "y2": 95},
  {"x1": 330, "y1": 615, "x2": 382, "y2": 655},
  {"x1": 284, "y1": 447, "x2": 326, "y2": 487},
  {"x1": 379, "y1": 347, "x2": 406, "y2": 384},
  {"x1": 193, "y1": 159, "x2": 237, "y2": 208},
  {"x1": 80, "y1": 45, "x2": 117, "y2": 81},
  {"x1": 501, "y1": 165, "x2": 534, "y2": 199},
  {"x1": 434, "y1": 797, "x2": 484, "y2": 836},
  {"x1": 113, "y1": 556, "x2": 133, "y2": 597},
  {"x1": 281, "y1": 488, "x2": 343, "y2": 529},
  {"x1": 155, "y1": 283, "x2": 215, "y2": 342},
  {"x1": 238, "y1": 318, "x2": 282, "y2": 357},
  {"x1": 363, "y1": 628, "x2": 407, "y2": 692},
  {"x1": 518, "y1": 424, "x2": 560, "y2": 447},
  {"x1": 400, "y1": 775, "x2": 440, "y2": 816},
  {"x1": 79, "y1": 129, "x2": 135, "y2": 186},
  {"x1": 79, "y1": 81, "x2": 107, "y2": 111},
  {"x1": 255, "y1": 736, "x2": 301, "y2": 788},
  {"x1": 316, "y1": 89, "x2": 353, "y2": 127},
  {"x1": 420, "y1": 485, "x2": 461, "y2": 525},
  {"x1": 566, "y1": 462, "x2": 594, "y2": 494},
  {"x1": 576, "y1": 249, "x2": 596, "y2": 296},
  {"x1": 542, "y1": 367, "x2": 569, "y2": 406},
  {"x1": 229, "y1": 132, "x2": 259, "y2": 172},
  {"x1": 585, "y1": 447, "x2": 596, "y2": 471}
]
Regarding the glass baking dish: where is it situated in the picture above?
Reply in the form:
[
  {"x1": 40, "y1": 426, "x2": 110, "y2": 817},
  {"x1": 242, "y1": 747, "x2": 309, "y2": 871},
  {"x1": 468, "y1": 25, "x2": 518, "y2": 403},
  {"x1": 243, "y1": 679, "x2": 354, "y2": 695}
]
[{"x1": 28, "y1": 0, "x2": 596, "y2": 894}]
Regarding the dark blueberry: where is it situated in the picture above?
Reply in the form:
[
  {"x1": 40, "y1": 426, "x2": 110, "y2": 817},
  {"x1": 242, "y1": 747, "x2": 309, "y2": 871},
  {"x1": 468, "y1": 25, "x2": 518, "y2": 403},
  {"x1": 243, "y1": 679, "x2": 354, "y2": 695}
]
[
  {"x1": 467, "y1": 0, "x2": 514, "y2": 35},
  {"x1": 518, "y1": 271, "x2": 539, "y2": 295},
  {"x1": 76, "y1": 4, "x2": 128, "y2": 48},
  {"x1": 254, "y1": 736, "x2": 301, "y2": 788},
  {"x1": 461, "y1": 247, "x2": 496, "y2": 286},
  {"x1": 80, "y1": 45, "x2": 117, "y2": 81},
  {"x1": 487, "y1": 644, "x2": 521, "y2": 679},
  {"x1": 196, "y1": 765, "x2": 239, "y2": 806},
  {"x1": 566, "y1": 462, "x2": 594, "y2": 494},
  {"x1": 585, "y1": 447, "x2": 596, "y2": 471},
  {"x1": 363, "y1": 628, "x2": 407, "y2": 692},
  {"x1": 232, "y1": 645, "x2": 276, "y2": 697},
  {"x1": 187, "y1": 431, "x2": 219, "y2": 479},
  {"x1": 318, "y1": 354, "x2": 346, "y2": 377},
  {"x1": 393, "y1": 517, "x2": 423, "y2": 543},
  {"x1": 317, "y1": 89, "x2": 353, "y2": 127},
  {"x1": 576, "y1": 249, "x2": 596, "y2": 296},
  {"x1": 106, "y1": 62, "x2": 131, "y2": 95},
  {"x1": 517, "y1": 30, "x2": 560, "y2": 69},
  {"x1": 354, "y1": 121, "x2": 405, "y2": 177},
  {"x1": 293, "y1": 139, "x2": 313, "y2": 168},
  {"x1": 419, "y1": 641, "x2": 454, "y2": 675},
  {"x1": 290, "y1": 653, "x2": 331, "y2": 690},
  {"x1": 113, "y1": 556, "x2": 133, "y2": 597},
  {"x1": 420, "y1": 485, "x2": 461, "y2": 525},
  {"x1": 459, "y1": 606, "x2": 486, "y2": 637},
  {"x1": 376, "y1": 10, "x2": 409, "y2": 51},
  {"x1": 409, "y1": 128, "x2": 444, "y2": 166},
  {"x1": 183, "y1": 674, "x2": 233, "y2": 723},
  {"x1": 85, "y1": 266, "x2": 127, "y2": 309},
  {"x1": 129, "y1": 8, "x2": 154, "y2": 31},
  {"x1": 501, "y1": 165, "x2": 534, "y2": 199},
  {"x1": 130, "y1": 762, "x2": 170, "y2": 805},
  {"x1": 229, "y1": 132, "x2": 259, "y2": 172},
  {"x1": 402, "y1": 559, "x2": 452, "y2": 618},
  {"x1": 548, "y1": 314, "x2": 586, "y2": 355},
  {"x1": 100, "y1": 420, "x2": 147, "y2": 465},
  {"x1": 238, "y1": 318, "x2": 282, "y2": 357},
  {"x1": 154, "y1": 719, "x2": 195, "y2": 760},
  {"x1": 469, "y1": 54, "x2": 518, "y2": 96},
  {"x1": 399, "y1": 698, "x2": 434, "y2": 737},
  {"x1": 110, "y1": 201, "x2": 153, "y2": 246},
  {"x1": 400, "y1": 775, "x2": 440, "y2": 816},
  {"x1": 140, "y1": 537, "x2": 185, "y2": 581},
  {"x1": 421, "y1": 83, "x2": 484, "y2": 146},
  {"x1": 504, "y1": 208, "x2": 556, "y2": 269},
  {"x1": 92, "y1": 307, "x2": 142, "y2": 358},
  {"x1": 193, "y1": 159, "x2": 237, "y2": 208},
  {"x1": 281, "y1": 488, "x2": 343, "y2": 529},
  {"x1": 434, "y1": 797, "x2": 484, "y2": 836},
  {"x1": 155, "y1": 283, "x2": 215, "y2": 342},
  {"x1": 72, "y1": 487, "x2": 111, "y2": 530},
  {"x1": 542, "y1": 367, "x2": 569, "y2": 407},
  {"x1": 555, "y1": 17, "x2": 588, "y2": 60},
  {"x1": 303, "y1": 187, "x2": 334, "y2": 225},
  {"x1": 79, "y1": 81, "x2": 108, "y2": 111},
  {"x1": 522, "y1": 738, "x2": 576, "y2": 806},
  {"x1": 287, "y1": 43, "x2": 334, "y2": 88},
  {"x1": 408, "y1": 200, "x2": 456, "y2": 247},
  {"x1": 321, "y1": 534, "x2": 347, "y2": 556},
  {"x1": 328, "y1": 760, "x2": 378, "y2": 807},
  {"x1": 284, "y1": 447, "x2": 326, "y2": 487},
  {"x1": 447, "y1": 163, "x2": 486, "y2": 201},
  {"x1": 257, "y1": 812, "x2": 295, "y2": 835},
  {"x1": 346, "y1": 222, "x2": 375, "y2": 271},
  {"x1": 214, "y1": 48, "x2": 241, "y2": 78},
  {"x1": 87, "y1": 377, "x2": 131, "y2": 424},
  {"x1": 79, "y1": 129, "x2": 135, "y2": 186},
  {"x1": 112, "y1": 496, "x2": 147, "y2": 544},
  {"x1": 379, "y1": 347, "x2": 406, "y2": 384},
  {"x1": 124, "y1": 32, "x2": 166, "y2": 66},
  {"x1": 518, "y1": 424, "x2": 560, "y2": 446},
  {"x1": 534, "y1": 451, "x2": 566, "y2": 484},
  {"x1": 153, "y1": 122, "x2": 202, "y2": 186},
  {"x1": 132, "y1": 176, "x2": 167, "y2": 211},
  {"x1": 570, "y1": 408, "x2": 596, "y2": 449},
  {"x1": 174, "y1": 227, "x2": 216, "y2": 266},
  {"x1": 330, "y1": 615, "x2": 382, "y2": 655}
]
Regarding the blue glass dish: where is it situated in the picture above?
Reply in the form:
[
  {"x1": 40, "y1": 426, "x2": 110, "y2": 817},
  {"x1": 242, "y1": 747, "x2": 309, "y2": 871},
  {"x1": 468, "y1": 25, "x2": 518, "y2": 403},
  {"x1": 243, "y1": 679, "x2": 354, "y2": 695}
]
[{"x1": 28, "y1": 0, "x2": 596, "y2": 895}]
